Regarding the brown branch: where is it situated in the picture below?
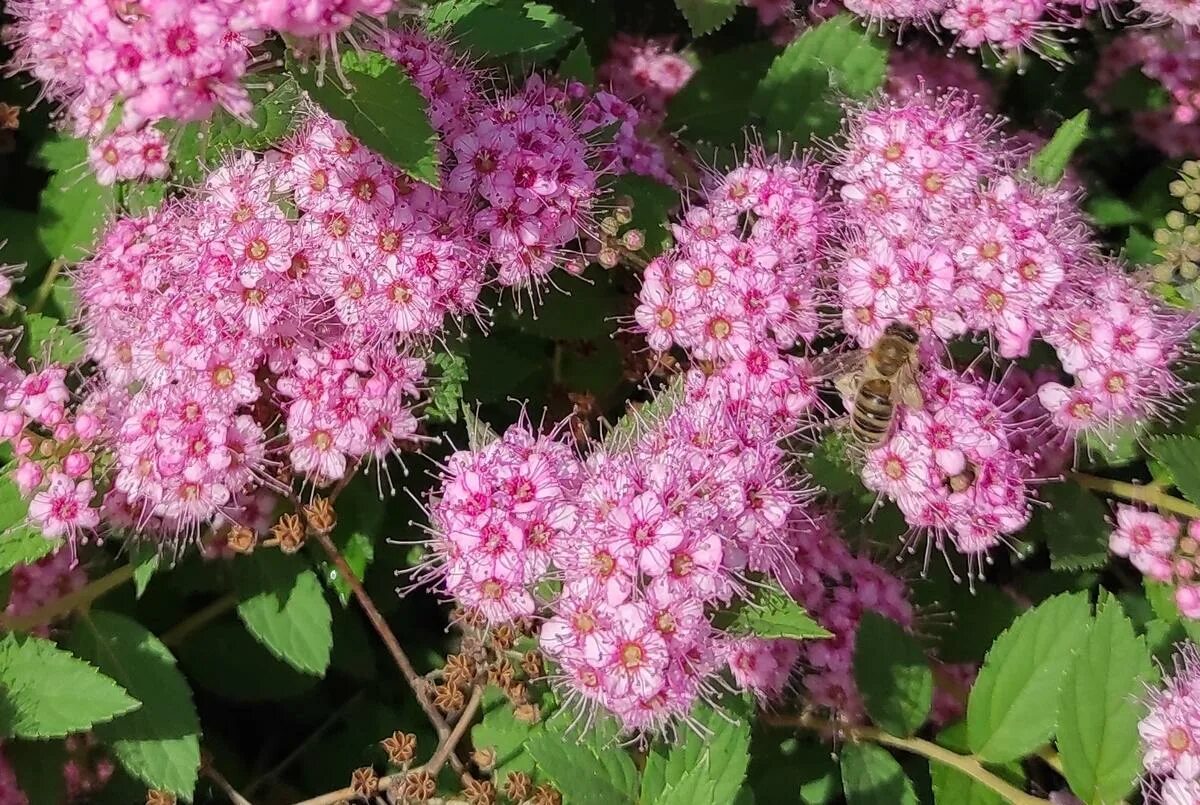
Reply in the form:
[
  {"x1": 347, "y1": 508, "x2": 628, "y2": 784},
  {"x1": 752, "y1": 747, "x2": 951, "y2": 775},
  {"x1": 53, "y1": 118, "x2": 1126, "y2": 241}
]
[
  {"x1": 202, "y1": 759, "x2": 254, "y2": 805},
  {"x1": 426, "y1": 683, "x2": 484, "y2": 778}
]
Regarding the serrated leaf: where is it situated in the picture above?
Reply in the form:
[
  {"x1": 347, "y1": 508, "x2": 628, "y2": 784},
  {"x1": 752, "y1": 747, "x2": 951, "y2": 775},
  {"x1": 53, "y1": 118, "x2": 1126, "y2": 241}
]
[
  {"x1": 471, "y1": 686, "x2": 541, "y2": 780},
  {"x1": 426, "y1": 349, "x2": 469, "y2": 424},
  {"x1": 912, "y1": 565, "x2": 1020, "y2": 664},
  {"x1": 667, "y1": 43, "x2": 778, "y2": 145},
  {"x1": 291, "y1": 52, "x2": 440, "y2": 186},
  {"x1": 527, "y1": 709, "x2": 639, "y2": 805},
  {"x1": 0, "y1": 634, "x2": 140, "y2": 739},
  {"x1": 131, "y1": 544, "x2": 160, "y2": 599},
  {"x1": 233, "y1": 552, "x2": 333, "y2": 675},
  {"x1": 966, "y1": 593, "x2": 1091, "y2": 763},
  {"x1": 434, "y1": 0, "x2": 579, "y2": 62},
  {"x1": 1057, "y1": 600, "x2": 1156, "y2": 805},
  {"x1": 35, "y1": 138, "x2": 113, "y2": 263},
  {"x1": 641, "y1": 700, "x2": 751, "y2": 805},
  {"x1": 1148, "y1": 436, "x2": 1200, "y2": 507},
  {"x1": 604, "y1": 375, "x2": 686, "y2": 453},
  {"x1": 809, "y1": 432, "x2": 864, "y2": 497},
  {"x1": 6, "y1": 738, "x2": 68, "y2": 805},
  {"x1": 559, "y1": 40, "x2": 594, "y2": 84},
  {"x1": 675, "y1": 0, "x2": 739, "y2": 36},
  {"x1": 1035, "y1": 483, "x2": 1109, "y2": 571},
  {"x1": 23, "y1": 311, "x2": 85, "y2": 365},
  {"x1": 853, "y1": 612, "x2": 932, "y2": 737},
  {"x1": 0, "y1": 528, "x2": 59, "y2": 576},
  {"x1": 1029, "y1": 111, "x2": 1089, "y2": 186},
  {"x1": 177, "y1": 623, "x2": 320, "y2": 702},
  {"x1": 751, "y1": 15, "x2": 887, "y2": 146},
  {"x1": 463, "y1": 406, "x2": 501, "y2": 452},
  {"x1": 717, "y1": 580, "x2": 831, "y2": 640},
  {"x1": 840, "y1": 743, "x2": 918, "y2": 805},
  {"x1": 69, "y1": 612, "x2": 200, "y2": 799}
]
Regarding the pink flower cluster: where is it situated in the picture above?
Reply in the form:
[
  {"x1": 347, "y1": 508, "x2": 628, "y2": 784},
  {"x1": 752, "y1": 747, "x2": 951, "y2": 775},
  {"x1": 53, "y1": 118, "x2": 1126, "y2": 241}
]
[
  {"x1": 886, "y1": 48, "x2": 995, "y2": 108},
  {"x1": 1109, "y1": 505, "x2": 1200, "y2": 619},
  {"x1": 4, "y1": 549, "x2": 86, "y2": 636},
  {"x1": 634, "y1": 151, "x2": 830, "y2": 361},
  {"x1": 428, "y1": 355, "x2": 817, "y2": 732},
  {"x1": 4, "y1": 0, "x2": 395, "y2": 183},
  {"x1": 1091, "y1": 28, "x2": 1200, "y2": 158},
  {"x1": 597, "y1": 36, "x2": 695, "y2": 119},
  {"x1": 1140, "y1": 644, "x2": 1200, "y2": 802}
]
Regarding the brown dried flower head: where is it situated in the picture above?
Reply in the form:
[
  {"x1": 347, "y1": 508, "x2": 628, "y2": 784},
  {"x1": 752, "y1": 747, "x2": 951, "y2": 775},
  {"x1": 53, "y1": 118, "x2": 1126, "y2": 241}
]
[
  {"x1": 463, "y1": 776, "x2": 497, "y2": 805},
  {"x1": 350, "y1": 766, "x2": 379, "y2": 798},
  {"x1": 146, "y1": 792, "x2": 176, "y2": 805},
  {"x1": 381, "y1": 731, "x2": 417, "y2": 765},
  {"x1": 530, "y1": 783, "x2": 563, "y2": 805},
  {"x1": 303, "y1": 496, "x2": 337, "y2": 534},
  {"x1": 226, "y1": 525, "x2": 257, "y2": 554},
  {"x1": 400, "y1": 769, "x2": 436, "y2": 801},
  {"x1": 503, "y1": 771, "x2": 532, "y2": 802},
  {"x1": 272, "y1": 512, "x2": 306, "y2": 553}
]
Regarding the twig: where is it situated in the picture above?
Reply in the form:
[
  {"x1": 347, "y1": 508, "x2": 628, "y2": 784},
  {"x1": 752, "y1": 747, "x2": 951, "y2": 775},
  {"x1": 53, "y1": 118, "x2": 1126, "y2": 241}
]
[
  {"x1": 0, "y1": 563, "x2": 134, "y2": 632},
  {"x1": 29, "y1": 258, "x2": 64, "y2": 315},
  {"x1": 426, "y1": 684, "x2": 485, "y2": 778},
  {"x1": 244, "y1": 692, "x2": 367, "y2": 796},
  {"x1": 202, "y1": 761, "x2": 254, "y2": 805},
  {"x1": 160, "y1": 593, "x2": 238, "y2": 647},
  {"x1": 306, "y1": 527, "x2": 464, "y2": 774},
  {"x1": 764, "y1": 713, "x2": 1046, "y2": 805},
  {"x1": 1073, "y1": 472, "x2": 1200, "y2": 519}
]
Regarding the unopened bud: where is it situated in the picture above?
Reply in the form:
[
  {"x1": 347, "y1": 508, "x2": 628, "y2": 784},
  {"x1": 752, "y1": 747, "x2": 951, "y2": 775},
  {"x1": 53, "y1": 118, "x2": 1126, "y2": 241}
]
[
  {"x1": 1171, "y1": 179, "x2": 1190, "y2": 198},
  {"x1": 621, "y1": 229, "x2": 645, "y2": 251},
  {"x1": 1185, "y1": 161, "x2": 1200, "y2": 180},
  {"x1": 303, "y1": 496, "x2": 336, "y2": 534},
  {"x1": 1186, "y1": 194, "x2": 1200, "y2": 214},
  {"x1": 1167, "y1": 210, "x2": 1188, "y2": 230},
  {"x1": 597, "y1": 247, "x2": 620, "y2": 269},
  {"x1": 600, "y1": 216, "x2": 620, "y2": 236},
  {"x1": 272, "y1": 513, "x2": 306, "y2": 553},
  {"x1": 614, "y1": 206, "x2": 633, "y2": 225}
]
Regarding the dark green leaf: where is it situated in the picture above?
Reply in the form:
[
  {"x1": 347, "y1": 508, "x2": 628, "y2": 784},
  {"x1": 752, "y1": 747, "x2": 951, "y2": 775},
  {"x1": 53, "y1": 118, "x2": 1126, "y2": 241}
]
[
  {"x1": 1057, "y1": 599, "x2": 1156, "y2": 804},
  {"x1": 1028, "y1": 111, "x2": 1089, "y2": 186},
  {"x1": 1087, "y1": 196, "x2": 1142, "y2": 228},
  {"x1": 716, "y1": 580, "x2": 831, "y2": 640},
  {"x1": 291, "y1": 52, "x2": 440, "y2": 185},
  {"x1": 527, "y1": 708, "x2": 638, "y2": 805},
  {"x1": 471, "y1": 686, "x2": 542, "y2": 781},
  {"x1": 1034, "y1": 483, "x2": 1109, "y2": 571},
  {"x1": 674, "y1": 0, "x2": 739, "y2": 37},
  {"x1": 233, "y1": 552, "x2": 333, "y2": 675},
  {"x1": 930, "y1": 724, "x2": 1021, "y2": 805},
  {"x1": 1148, "y1": 436, "x2": 1200, "y2": 506},
  {"x1": 35, "y1": 138, "x2": 113, "y2": 263},
  {"x1": 641, "y1": 699, "x2": 751, "y2": 805},
  {"x1": 751, "y1": 15, "x2": 887, "y2": 146},
  {"x1": 131, "y1": 544, "x2": 160, "y2": 599},
  {"x1": 177, "y1": 623, "x2": 320, "y2": 702},
  {"x1": 0, "y1": 634, "x2": 139, "y2": 739},
  {"x1": 667, "y1": 44, "x2": 778, "y2": 145},
  {"x1": 23, "y1": 311, "x2": 86, "y2": 365},
  {"x1": 69, "y1": 612, "x2": 201, "y2": 798},
  {"x1": 316, "y1": 475, "x2": 383, "y2": 607},
  {"x1": 559, "y1": 39, "x2": 595, "y2": 84},
  {"x1": 608, "y1": 175, "x2": 678, "y2": 258},
  {"x1": 426, "y1": 348, "x2": 470, "y2": 424},
  {"x1": 434, "y1": 0, "x2": 580, "y2": 62},
  {"x1": 840, "y1": 743, "x2": 918, "y2": 805},
  {"x1": 747, "y1": 732, "x2": 840, "y2": 804},
  {"x1": 966, "y1": 593, "x2": 1091, "y2": 762},
  {"x1": 853, "y1": 612, "x2": 933, "y2": 736}
]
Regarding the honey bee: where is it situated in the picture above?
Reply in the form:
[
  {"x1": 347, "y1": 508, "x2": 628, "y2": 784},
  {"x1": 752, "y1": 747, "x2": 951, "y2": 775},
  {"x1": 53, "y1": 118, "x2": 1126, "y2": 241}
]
[
  {"x1": 824, "y1": 323, "x2": 924, "y2": 447},
  {"x1": 946, "y1": 464, "x2": 976, "y2": 494}
]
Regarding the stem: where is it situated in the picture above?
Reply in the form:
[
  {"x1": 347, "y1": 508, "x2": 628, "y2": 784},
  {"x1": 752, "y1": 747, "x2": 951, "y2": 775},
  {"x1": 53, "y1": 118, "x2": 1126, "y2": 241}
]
[
  {"x1": 426, "y1": 683, "x2": 484, "y2": 778},
  {"x1": 1073, "y1": 472, "x2": 1200, "y2": 519},
  {"x1": 0, "y1": 563, "x2": 134, "y2": 633},
  {"x1": 202, "y1": 762, "x2": 254, "y2": 805},
  {"x1": 765, "y1": 714, "x2": 1045, "y2": 805},
  {"x1": 160, "y1": 593, "x2": 238, "y2": 647},
  {"x1": 29, "y1": 259, "x2": 64, "y2": 315},
  {"x1": 307, "y1": 528, "x2": 463, "y2": 774},
  {"x1": 245, "y1": 692, "x2": 366, "y2": 796}
]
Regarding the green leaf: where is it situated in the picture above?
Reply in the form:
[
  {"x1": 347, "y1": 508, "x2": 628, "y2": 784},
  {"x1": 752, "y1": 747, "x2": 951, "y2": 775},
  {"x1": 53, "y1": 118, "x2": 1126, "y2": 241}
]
[
  {"x1": 472, "y1": 686, "x2": 541, "y2": 780},
  {"x1": 291, "y1": 52, "x2": 440, "y2": 186},
  {"x1": 1057, "y1": 600, "x2": 1156, "y2": 805},
  {"x1": 426, "y1": 348, "x2": 470, "y2": 424},
  {"x1": 233, "y1": 552, "x2": 333, "y2": 675},
  {"x1": 23, "y1": 311, "x2": 86, "y2": 365},
  {"x1": 1034, "y1": 483, "x2": 1110, "y2": 571},
  {"x1": 930, "y1": 724, "x2": 1020, "y2": 805},
  {"x1": 966, "y1": 593, "x2": 1092, "y2": 763},
  {"x1": 1148, "y1": 436, "x2": 1200, "y2": 506},
  {"x1": 608, "y1": 175, "x2": 679, "y2": 258},
  {"x1": 667, "y1": 43, "x2": 778, "y2": 145},
  {"x1": 716, "y1": 580, "x2": 832, "y2": 640},
  {"x1": 69, "y1": 612, "x2": 200, "y2": 798},
  {"x1": 6, "y1": 739, "x2": 68, "y2": 805},
  {"x1": 527, "y1": 710, "x2": 639, "y2": 805},
  {"x1": 603, "y1": 375, "x2": 686, "y2": 453},
  {"x1": 177, "y1": 623, "x2": 320, "y2": 702},
  {"x1": 1028, "y1": 111, "x2": 1089, "y2": 186},
  {"x1": 808, "y1": 433, "x2": 865, "y2": 497},
  {"x1": 641, "y1": 700, "x2": 751, "y2": 805},
  {"x1": 463, "y1": 405, "x2": 502, "y2": 452},
  {"x1": 839, "y1": 743, "x2": 918, "y2": 805},
  {"x1": 747, "y1": 732, "x2": 841, "y2": 804},
  {"x1": 1087, "y1": 196, "x2": 1142, "y2": 228},
  {"x1": 0, "y1": 634, "x2": 140, "y2": 739},
  {"x1": 433, "y1": 0, "x2": 580, "y2": 62},
  {"x1": 674, "y1": 0, "x2": 739, "y2": 37},
  {"x1": 751, "y1": 14, "x2": 887, "y2": 146},
  {"x1": 559, "y1": 40, "x2": 595, "y2": 84},
  {"x1": 35, "y1": 138, "x2": 114, "y2": 263},
  {"x1": 131, "y1": 544, "x2": 160, "y2": 599},
  {"x1": 853, "y1": 612, "x2": 932, "y2": 737}
]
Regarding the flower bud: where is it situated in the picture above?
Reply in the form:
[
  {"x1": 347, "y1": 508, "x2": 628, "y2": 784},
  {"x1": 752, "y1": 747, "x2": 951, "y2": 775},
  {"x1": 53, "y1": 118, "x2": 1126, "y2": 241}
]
[
  {"x1": 15, "y1": 460, "x2": 43, "y2": 495},
  {"x1": 63, "y1": 451, "x2": 92, "y2": 478}
]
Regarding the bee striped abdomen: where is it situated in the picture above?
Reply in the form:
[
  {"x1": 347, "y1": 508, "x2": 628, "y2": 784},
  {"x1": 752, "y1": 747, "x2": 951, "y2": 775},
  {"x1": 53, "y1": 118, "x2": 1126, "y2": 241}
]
[{"x1": 851, "y1": 379, "x2": 894, "y2": 446}]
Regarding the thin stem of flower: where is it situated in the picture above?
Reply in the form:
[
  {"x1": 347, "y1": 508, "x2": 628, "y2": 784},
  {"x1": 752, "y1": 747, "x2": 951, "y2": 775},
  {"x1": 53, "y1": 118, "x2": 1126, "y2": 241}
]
[
  {"x1": 1072, "y1": 472, "x2": 1200, "y2": 519},
  {"x1": 160, "y1": 593, "x2": 238, "y2": 647},
  {"x1": 425, "y1": 682, "x2": 484, "y2": 778},
  {"x1": 201, "y1": 760, "x2": 254, "y2": 805},
  {"x1": 0, "y1": 562, "x2": 135, "y2": 633},
  {"x1": 244, "y1": 692, "x2": 366, "y2": 797},
  {"x1": 306, "y1": 527, "x2": 464, "y2": 775},
  {"x1": 764, "y1": 713, "x2": 1046, "y2": 805},
  {"x1": 29, "y1": 258, "x2": 65, "y2": 315}
]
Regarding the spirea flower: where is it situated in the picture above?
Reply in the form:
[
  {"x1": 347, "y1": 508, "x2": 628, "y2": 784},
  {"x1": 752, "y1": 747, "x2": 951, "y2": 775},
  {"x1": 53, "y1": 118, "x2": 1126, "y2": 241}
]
[{"x1": 1140, "y1": 643, "x2": 1200, "y2": 793}]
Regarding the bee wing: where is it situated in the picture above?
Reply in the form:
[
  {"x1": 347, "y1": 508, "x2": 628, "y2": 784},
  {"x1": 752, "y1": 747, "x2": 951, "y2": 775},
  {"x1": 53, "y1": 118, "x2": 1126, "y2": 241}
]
[
  {"x1": 811, "y1": 349, "x2": 866, "y2": 381},
  {"x1": 893, "y1": 360, "x2": 925, "y2": 410},
  {"x1": 834, "y1": 371, "x2": 861, "y2": 401}
]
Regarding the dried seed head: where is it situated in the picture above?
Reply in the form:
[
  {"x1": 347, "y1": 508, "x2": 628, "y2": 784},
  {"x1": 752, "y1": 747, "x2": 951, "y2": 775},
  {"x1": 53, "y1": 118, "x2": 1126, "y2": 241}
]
[
  {"x1": 227, "y1": 525, "x2": 257, "y2": 555},
  {"x1": 146, "y1": 792, "x2": 176, "y2": 805},
  {"x1": 504, "y1": 771, "x2": 532, "y2": 802},
  {"x1": 597, "y1": 246, "x2": 620, "y2": 269},
  {"x1": 303, "y1": 496, "x2": 337, "y2": 534},
  {"x1": 507, "y1": 681, "x2": 528, "y2": 706},
  {"x1": 489, "y1": 659, "x2": 515, "y2": 689},
  {"x1": 444, "y1": 653, "x2": 476, "y2": 688},
  {"x1": 530, "y1": 783, "x2": 563, "y2": 805},
  {"x1": 350, "y1": 766, "x2": 379, "y2": 798},
  {"x1": 513, "y1": 703, "x2": 540, "y2": 724},
  {"x1": 520, "y1": 651, "x2": 543, "y2": 678},
  {"x1": 492, "y1": 625, "x2": 516, "y2": 651},
  {"x1": 472, "y1": 746, "x2": 496, "y2": 772},
  {"x1": 0, "y1": 103, "x2": 21, "y2": 130},
  {"x1": 272, "y1": 513, "x2": 306, "y2": 553},
  {"x1": 381, "y1": 731, "x2": 417, "y2": 765},
  {"x1": 434, "y1": 683, "x2": 465, "y2": 713},
  {"x1": 400, "y1": 769, "x2": 436, "y2": 801},
  {"x1": 464, "y1": 776, "x2": 496, "y2": 805}
]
